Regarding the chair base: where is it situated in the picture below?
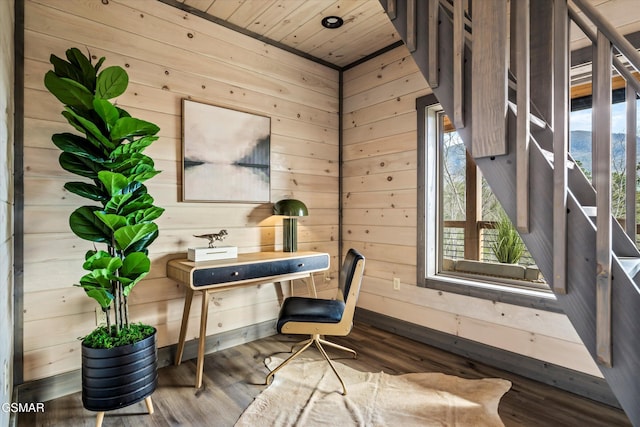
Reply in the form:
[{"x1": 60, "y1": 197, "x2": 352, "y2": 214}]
[{"x1": 266, "y1": 334, "x2": 357, "y2": 395}]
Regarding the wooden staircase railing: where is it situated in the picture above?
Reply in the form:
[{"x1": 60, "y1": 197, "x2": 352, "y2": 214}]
[{"x1": 380, "y1": 0, "x2": 640, "y2": 423}]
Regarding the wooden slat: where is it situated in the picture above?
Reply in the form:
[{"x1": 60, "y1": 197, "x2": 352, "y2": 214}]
[
  {"x1": 342, "y1": 70, "x2": 428, "y2": 114},
  {"x1": 515, "y1": 0, "x2": 530, "y2": 234},
  {"x1": 299, "y1": 3, "x2": 388, "y2": 55},
  {"x1": 553, "y1": 0, "x2": 569, "y2": 294},
  {"x1": 406, "y1": 0, "x2": 416, "y2": 52},
  {"x1": 342, "y1": 208, "x2": 416, "y2": 227},
  {"x1": 342, "y1": 111, "x2": 418, "y2": 146},
  {"x1": 452, "y1": 0, "x2": 465, "y2": 129},
  {"x1": 427, "y1": 0, "x2": 439, "y2": 88},
  {"x1": 625, "y1": 80, "x2": 637, "y2": 241},
  {"x1": 470, "y1": 0, "x2": 508, "y2": 157},
  {"x1": 387, "y1": 0, "x2": 396, "y2": 20},
  {"x1": 529, "y1": 0, "x2": 553, "y2": 125},
  {"x1": 244, "y1": 0, "x2": 308, "y2": 36},
  {"x1": 206, "y1": 0, "x2": 244, "y2": 20},
  {"x1": 226, "y1": 0, "x2": 279, "y2": 29},
  {"x1": 594, "y1": 30, "x2": 613, "y2": 367},
  {"x1": 464, "y1": 152, "x2": 481, "y2": 260},
  {"x1": 315, "y1": 14, "x2": 398, "y2": 64}
]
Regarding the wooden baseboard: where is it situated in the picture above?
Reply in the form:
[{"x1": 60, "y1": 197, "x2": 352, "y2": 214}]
[
  {"x1": 15, "y1": 320, "x2": 276, "y2": 404},
  {"x1": 354, "y1": 307, "x2": 621, "y2": 408}
]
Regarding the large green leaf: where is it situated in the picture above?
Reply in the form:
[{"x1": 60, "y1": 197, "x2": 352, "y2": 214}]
[
  {"x1": 123, "y1": 273, "x2": 147, "y2": 297},
  {"x1": 93, "y1": 98, "x2": 119, "y2": 131},
  {"x1": 63, "y1": 107, "x2": 114, "y2": 150},
  {"x1": 98, "y1": 171, "x2": 128, "y2": 196},
  {"x1": 110, "y1": 117, "x2": 160, "y2": 141},
  {"x1": 120, "y1": 181, "x2": 143, "y2": 196},
  {"x1": 82, "y1": 250, "x2": 122, "y2": 272},
  {"x1": 114, "y1": 223, "x2": 157, "y2": 252},
  {"x1": 52, "y1": 133, "x2": 105, "y2": 161},
  {"x1": 125, "y1": 228, "x2": 158, "y2": 255},
  {"x1": 61, "y1": 110, "x2": 90, "y2": 136},
  {"x1": 95, "y1": 212, "x2": 127, "y2": 232},
  {"x1": 128, "y1": 162, "x2": 156, "y2": 178},
  {"x1": 93, "y1": 56, "x2": 106, "y2": 74},
  {"x1": 77, "y1": 274, "x2": 113, "y2": 308},
  {"x1": 106, "y1": 184, "x2": 147, "y2": 216},
  {"x1": 129, "y1": 170, "x2": 161, "y2": 184},
  {"x1": 69, "y1": 206, "x2": 112, "y2": 243},
  {"x1": 119, "y1": 194, "x2": 154, "y2": 217},
  {"x1": 108, "y1": 154, "x2": 160, "y2": 184},
  {"x1": 121, "y1": 252, "x2": 150, "y2": 281},
  {"x1": 59, "y1": 152, "x2": 102, "y2": 179},
  {"x1": 112, "y1": 136, "x2": 158, "y2": 157},
  {"x1": 64, "y1": 182, "x2": 107, "y2": 202},
  {"x1": 96, "y1": 66, "x2": 128, "y2": 99},
  {"x1": 115, "y1": 107, "x2": 131, "y2": 118},
  {"x1": 109, "y1": 153, "x2": 152, "y2": 174},
  {"x1": 131, "y1": 206, "x2": 165, "y2": 224},
  {"x1": 49, "y1": 54, "x2": 81, "y2": 82},
  {"x1": 104, "y1": 192, "x2": 134, "y2": 215},
  {"x1": 44, "y1": 71, "x2": 94, "y2": 110},
  {"x1": 85, "y1": 289, "x2": 113, "y2": 308},
  {"x1": 66, "y1": 48, "x2": 97, "y2": 90}
]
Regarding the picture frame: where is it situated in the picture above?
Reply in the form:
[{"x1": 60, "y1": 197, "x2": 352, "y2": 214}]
[{"x1": 182, "y1": 99, "x2": 271, "y2": 203}]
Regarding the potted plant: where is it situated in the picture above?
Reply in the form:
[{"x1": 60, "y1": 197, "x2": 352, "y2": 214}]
[
  {"x1": 491, "y1": 212, "x2": 525, "y2": 264},
  {"x1": 44, "y1": 47, "x2": 163, "y2": 417}
]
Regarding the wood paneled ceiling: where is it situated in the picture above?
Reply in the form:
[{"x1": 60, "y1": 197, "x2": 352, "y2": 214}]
[
  {"x1": 174, "y1": 0, "x2": 400, "y2": 68},
  {"x1": 170, "y1": 0, "x2": 640, "y2": 71}
]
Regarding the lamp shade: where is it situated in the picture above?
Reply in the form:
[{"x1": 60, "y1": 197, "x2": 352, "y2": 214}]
[{"x1": 273, "y1": 199, "x2": 308, "y2": 217}]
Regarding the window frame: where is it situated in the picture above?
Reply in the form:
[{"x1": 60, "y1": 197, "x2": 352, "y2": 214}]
[{"x1": 416, "y1": 94, "x2": 562, "y2": 313}]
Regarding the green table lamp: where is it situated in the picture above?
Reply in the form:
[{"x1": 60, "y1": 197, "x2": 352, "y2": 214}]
[{"x1": 273, "y1": 199, "x2": 308, "y2": 252}]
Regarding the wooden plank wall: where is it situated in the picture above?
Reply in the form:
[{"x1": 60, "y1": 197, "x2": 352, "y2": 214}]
[
  {"x1": 342, "y1": 46, "x2": 602, "y2": 377},
  {"x1": 1, "y1": 0, "x2": 15, "y2": 421},
  {"x1": 22, "y1": 0, "x2": 339, "y2": 381}
]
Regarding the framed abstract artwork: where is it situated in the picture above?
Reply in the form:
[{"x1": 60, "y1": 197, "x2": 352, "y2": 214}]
[{"x1": 182, "y1": 99, "x2": 271, "y2": 202}]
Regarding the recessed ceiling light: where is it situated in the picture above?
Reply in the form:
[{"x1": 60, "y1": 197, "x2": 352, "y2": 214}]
[{"x1": 321, "y1": 16, "x2": 344, "y2": 29}]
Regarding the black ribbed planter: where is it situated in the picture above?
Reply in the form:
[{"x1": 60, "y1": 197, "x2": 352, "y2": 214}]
[{"x1": 81, "y1": 328, "x2": 158, "y2": 412}]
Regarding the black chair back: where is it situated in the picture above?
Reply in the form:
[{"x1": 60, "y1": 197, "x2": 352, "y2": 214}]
[{"x1": 338, "y1": 248, "x2": 365, "y2": 302}]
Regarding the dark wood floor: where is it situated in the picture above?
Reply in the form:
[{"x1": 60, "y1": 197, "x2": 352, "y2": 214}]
[{"x1": 19, "y1": 322, "x2": 631, "y2": 426}]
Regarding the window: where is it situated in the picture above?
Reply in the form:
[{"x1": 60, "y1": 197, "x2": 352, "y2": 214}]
[
  {"x1": 570, "y1": 95, "x2": 640, "y2": 245},
  {"x1": 417, "y1": 90, "x2": 639, "y2": 312},
  {"x1": 417, "y1": 95, "x2": 559, "y2": 311}
]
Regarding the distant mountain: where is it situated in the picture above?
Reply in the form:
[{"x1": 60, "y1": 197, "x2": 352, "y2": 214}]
[
  {"x1": 444, "y1": 130, "x2": 638, "y2": 176},
  {"x1": 570, "y1": 130, "x2": 638, "y2": 174}
]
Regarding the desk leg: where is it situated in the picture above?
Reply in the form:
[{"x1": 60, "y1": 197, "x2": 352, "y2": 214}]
[
  {"x1": 175, "y1": 288, "x2": 194, "y2": 366},
  {"x1": 308, "y1": 273, "x2": 318, "y2": 298},
  {"x1": 196, "y1": 290, "x2": 210, "y2": 389}
]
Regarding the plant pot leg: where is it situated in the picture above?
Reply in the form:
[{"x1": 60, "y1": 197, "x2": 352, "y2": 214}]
[
  {"x1": 144, "y1": 396, "x2": 154, "y2": 414},
  {"x1": 95, "y1": 411, "x2": 104, "y2": 427}
]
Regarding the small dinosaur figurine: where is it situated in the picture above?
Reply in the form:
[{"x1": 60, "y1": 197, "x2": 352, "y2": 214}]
[{"x1": 194, "y1": 229, "x2": 228, "y2": 248}]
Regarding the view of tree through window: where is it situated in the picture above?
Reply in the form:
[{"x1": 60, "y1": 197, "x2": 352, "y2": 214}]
[
  {"x1": 570, "y1": 101, "x2": 640, "y2": 232},
  {"x1": 423, "y1": 95, "x2": 639, "y2": 296},
  {"x1": 440, "y1": 127, "x2": 537, "y2": 276}
]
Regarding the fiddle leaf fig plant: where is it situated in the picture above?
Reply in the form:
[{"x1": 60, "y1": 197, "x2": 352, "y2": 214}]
[{"x1": 45, "y1": 48, "x2": 163, "y2": 347}]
